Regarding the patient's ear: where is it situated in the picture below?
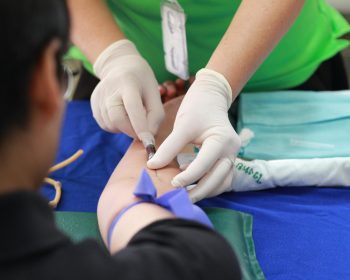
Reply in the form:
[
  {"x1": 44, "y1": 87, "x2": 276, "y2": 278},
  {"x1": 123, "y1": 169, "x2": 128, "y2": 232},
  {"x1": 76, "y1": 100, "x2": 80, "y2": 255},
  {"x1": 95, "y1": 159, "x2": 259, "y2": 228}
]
[{"x1": 29, "y1": 39, "x2": 63, "y2": 119}]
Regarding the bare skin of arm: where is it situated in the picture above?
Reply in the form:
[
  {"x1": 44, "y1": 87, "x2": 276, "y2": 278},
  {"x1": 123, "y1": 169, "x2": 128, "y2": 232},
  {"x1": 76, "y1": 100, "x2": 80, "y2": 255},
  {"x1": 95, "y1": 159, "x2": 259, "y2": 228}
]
[
  {"x1": 97, "y1": 97, "x2": 185, "y2": 253},
  {"x1": 67, "y1": 0, "x2": 125, "y2": 63},
  {"x1": 207, "y1": 0, "x2": 305, "y2": 98}
]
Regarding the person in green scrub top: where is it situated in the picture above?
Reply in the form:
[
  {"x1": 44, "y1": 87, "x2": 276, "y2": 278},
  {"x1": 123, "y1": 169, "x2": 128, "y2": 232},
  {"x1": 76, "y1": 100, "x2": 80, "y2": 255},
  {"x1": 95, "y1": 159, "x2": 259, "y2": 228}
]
[{"x1": 67, "y1": 0, "x2": 350, "y2": 202}]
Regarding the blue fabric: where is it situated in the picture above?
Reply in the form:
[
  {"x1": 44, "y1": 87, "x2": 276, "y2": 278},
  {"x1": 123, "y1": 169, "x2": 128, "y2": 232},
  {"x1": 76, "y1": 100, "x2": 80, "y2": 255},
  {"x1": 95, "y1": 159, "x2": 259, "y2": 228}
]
[
  {"x1": 198, "y1": 188, "x2": 350, "y2": 280},
  {"x1": 238, "y1": 90, "x2": 350, "y2": 160},
  {"x1": 41, "y1": 101, "x2": 132, "y2": 212},
  {"x1": 47, "y1": 101, "x2": 350, "y2": 279}
]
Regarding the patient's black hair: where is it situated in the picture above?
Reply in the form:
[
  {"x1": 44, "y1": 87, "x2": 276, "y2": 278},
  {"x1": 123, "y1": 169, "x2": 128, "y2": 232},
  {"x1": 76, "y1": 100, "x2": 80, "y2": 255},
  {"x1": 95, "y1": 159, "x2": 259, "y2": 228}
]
[{"x1": 0, "y1": 0, "x2": 70, "y2": 142}]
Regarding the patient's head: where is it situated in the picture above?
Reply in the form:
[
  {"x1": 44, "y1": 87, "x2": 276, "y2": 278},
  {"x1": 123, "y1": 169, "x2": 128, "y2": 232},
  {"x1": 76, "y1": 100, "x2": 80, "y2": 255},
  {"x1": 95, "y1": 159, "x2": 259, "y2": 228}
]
[{"x1": 0, "y1": 0, "x2": 70, "y2": 192}]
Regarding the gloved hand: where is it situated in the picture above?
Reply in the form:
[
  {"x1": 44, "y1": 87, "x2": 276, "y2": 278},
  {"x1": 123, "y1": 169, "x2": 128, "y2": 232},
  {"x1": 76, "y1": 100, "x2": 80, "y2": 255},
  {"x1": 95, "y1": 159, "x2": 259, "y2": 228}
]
[
  {"x1": 91, "y1": 39, "x2": 164, "y2": 145},
  {"x1": 147, "y1": 68, "x2": 241, "y2": 202}
]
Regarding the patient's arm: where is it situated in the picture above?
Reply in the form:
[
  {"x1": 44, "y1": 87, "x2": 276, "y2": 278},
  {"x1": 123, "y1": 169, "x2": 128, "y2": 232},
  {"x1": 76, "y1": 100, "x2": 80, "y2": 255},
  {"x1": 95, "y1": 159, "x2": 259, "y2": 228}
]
[{"x1": 97, "y1": 97, "x2": 184, "y2": 253}]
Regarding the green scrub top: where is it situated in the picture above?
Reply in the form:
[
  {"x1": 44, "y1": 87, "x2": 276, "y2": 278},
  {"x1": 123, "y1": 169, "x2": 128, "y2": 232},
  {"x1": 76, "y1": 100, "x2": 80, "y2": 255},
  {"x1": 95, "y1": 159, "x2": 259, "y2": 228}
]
[{"x1": 67, "y1": 0, "x2": 350, "y2": 91}]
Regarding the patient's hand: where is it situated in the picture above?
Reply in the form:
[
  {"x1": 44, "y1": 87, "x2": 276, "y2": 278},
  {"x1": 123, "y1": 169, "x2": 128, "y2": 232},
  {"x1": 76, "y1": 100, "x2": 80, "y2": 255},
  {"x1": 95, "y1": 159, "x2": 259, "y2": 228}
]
[{"x1": 159, "y1": 77, "x2": 195, "y2": 103}]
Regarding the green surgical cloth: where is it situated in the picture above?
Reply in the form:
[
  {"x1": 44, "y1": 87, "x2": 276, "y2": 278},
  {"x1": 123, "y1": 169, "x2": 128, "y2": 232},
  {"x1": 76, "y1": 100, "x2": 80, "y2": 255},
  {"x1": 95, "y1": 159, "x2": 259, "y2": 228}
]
[
  {"x1": 205, "y1": 208, "x2": 265, "y2": 280},
  {"x1": 55, "y1": 208, "x2": 265, "y2": 280},
  {"x1": 55, "y1": 211, "x2": 103, "y2": 244},
  {"x1": 238, "y1": 90, "x2": 350, "y2": 160},
  {"x1": 67, "y1": 0, "x2": 349, "y2": 91}
]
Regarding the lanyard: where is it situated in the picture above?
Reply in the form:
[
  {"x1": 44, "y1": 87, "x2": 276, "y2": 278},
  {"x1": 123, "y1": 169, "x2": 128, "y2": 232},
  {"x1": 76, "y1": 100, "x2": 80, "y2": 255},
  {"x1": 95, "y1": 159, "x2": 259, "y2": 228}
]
[{"x1": 161, "y1": 0, "x2": 189, "y2": 80}]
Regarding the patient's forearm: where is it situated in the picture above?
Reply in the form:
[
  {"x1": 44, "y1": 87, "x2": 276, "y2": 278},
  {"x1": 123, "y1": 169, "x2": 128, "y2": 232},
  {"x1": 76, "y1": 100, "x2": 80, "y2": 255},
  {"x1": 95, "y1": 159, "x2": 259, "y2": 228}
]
[
  {"x1": 97, "y1": 141, "x2": 179, "y2": 253},
  {"x1": 97, "y1": 98, "x2": 184, "y2": 253}
]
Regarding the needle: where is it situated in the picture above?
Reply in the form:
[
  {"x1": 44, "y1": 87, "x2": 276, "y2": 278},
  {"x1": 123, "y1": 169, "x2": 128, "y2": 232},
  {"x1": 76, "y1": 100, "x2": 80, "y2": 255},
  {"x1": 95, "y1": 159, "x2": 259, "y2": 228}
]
[
  {"x1": 145, "y1": 144, "x2": 156, "y2": 160},
  {"x1": 139, "y1": 132, "x2": 156, "y2": 161}
]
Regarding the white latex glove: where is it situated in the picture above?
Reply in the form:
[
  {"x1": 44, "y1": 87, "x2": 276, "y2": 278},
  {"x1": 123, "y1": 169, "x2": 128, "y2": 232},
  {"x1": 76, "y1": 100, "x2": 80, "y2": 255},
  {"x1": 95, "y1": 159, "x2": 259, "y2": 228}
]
[
  {"x1": 91, "y1": 39, "x2": 164, "y2": 145},
  {"x1": 147, "y1": 68, "x2": 241, "y2": 202}
]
